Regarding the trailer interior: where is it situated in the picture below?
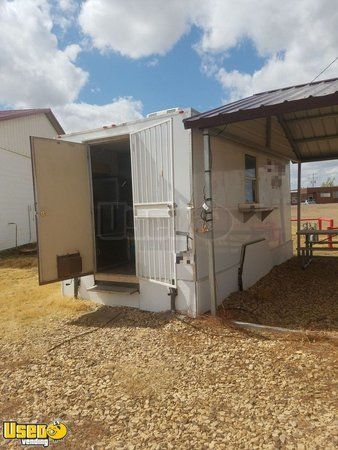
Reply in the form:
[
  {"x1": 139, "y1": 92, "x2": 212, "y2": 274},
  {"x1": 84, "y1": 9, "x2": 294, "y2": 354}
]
[{"x1": 89, "y1": 137, "x2": 137, "y2": 284}]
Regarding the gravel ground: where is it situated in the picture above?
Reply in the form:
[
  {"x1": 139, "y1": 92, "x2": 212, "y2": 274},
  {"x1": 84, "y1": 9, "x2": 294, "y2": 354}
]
[
  {"x1": 223, "y1": 257, "x2": 338, "y2": 331},
  {"x1": 0, "y1": 253, "x2": 337, "y2": 449},
  {"x1": 1, "y1": 308, "x2": 337, "y2": 449}
]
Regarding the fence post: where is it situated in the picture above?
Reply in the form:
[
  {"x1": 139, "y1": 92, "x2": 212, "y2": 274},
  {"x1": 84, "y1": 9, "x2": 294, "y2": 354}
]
[
  {"x1": 328, "y1": 219, "x2": 334, "y2": 249},
  {"x1": 296, "y1": 162, "x2": 302, "y2": 257}
]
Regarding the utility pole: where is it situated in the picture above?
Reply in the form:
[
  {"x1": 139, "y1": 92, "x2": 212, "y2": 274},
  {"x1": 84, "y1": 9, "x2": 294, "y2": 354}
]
[{"x1": 309, "y1": 172, "x2": 317, "y2": 187}]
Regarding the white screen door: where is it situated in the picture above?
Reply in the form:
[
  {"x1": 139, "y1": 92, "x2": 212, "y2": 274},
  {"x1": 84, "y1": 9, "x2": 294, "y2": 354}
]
[
  {"x1": 31, "y1": 137, "x2": 95, "y2": 284},
  {"x1": 130, "y1": 119, "x2": 176, "y2": 287}
]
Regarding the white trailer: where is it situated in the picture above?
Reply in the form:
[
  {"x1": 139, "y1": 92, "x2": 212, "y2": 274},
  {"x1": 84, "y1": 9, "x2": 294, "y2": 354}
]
[{"x1": 31, "y1": 107, "x2": 293, "y2": 316}]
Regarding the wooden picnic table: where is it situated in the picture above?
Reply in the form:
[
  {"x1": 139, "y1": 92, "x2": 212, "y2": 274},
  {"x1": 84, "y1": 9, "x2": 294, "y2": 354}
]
[{"x1": 297, "y1": 229, "x2": 338, "y2": 268}]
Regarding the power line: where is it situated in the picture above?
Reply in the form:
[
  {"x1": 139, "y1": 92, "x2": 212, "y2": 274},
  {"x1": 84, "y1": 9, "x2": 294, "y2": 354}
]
[{"x1": 310, "y1": 56, "x2": 338, "y2": 83}]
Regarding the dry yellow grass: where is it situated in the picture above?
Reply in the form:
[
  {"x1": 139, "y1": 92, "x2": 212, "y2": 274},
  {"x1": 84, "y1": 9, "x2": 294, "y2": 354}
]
[{"x1": 0, "y1": 251, "x2": 94, "y2": 342}]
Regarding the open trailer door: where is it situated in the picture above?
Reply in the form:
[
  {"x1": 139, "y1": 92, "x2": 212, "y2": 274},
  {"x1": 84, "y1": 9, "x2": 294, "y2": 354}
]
[
  {"x1": 31, "y1": 137, "x2": 95, "y2": 284},
  {"x1": 130, "y1": 119, "x2": 176, "y2": 287}
]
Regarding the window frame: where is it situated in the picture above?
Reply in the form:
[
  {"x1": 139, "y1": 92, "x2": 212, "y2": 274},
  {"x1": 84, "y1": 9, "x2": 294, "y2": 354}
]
[{"x1": 244, "y1": 153, "x2": 258, "y2": 203}]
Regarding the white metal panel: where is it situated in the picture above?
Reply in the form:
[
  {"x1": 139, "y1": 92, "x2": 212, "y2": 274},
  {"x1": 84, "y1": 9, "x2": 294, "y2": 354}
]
[
  {"x1": 0, "y1": 149, "x2": 36, "y2": 250},
  {"x1": 58, "y1": 108, "x2": 193, "y2": 144},
  {"x1": 0, "y1": 114, "x2": 57, "y2": 158},
  {"x1": 130, "y1": 119, "x2": 176, "y2": 287},
  {"x1": 0, "y1": 114, "x2": 57, "y2": 250}
]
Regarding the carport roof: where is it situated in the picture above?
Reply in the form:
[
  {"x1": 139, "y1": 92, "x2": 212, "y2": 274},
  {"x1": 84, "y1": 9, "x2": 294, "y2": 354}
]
[{"x1": 184, "y1": 77, "x2": 338, "y2": 162}]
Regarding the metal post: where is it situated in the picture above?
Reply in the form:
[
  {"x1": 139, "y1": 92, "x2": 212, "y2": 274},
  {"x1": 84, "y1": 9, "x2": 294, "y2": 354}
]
[
  {"x1": 8, "y1": 222, "x2": 18, "y2": 249},
  {"x1": 28, "y1": 205, "x2": 32, "y2": 243},
  {"x1": 169, "y1": 287, "x2": 177, "y2": 313},
  {"x1": 74, "y1": 277, "x2": 80, "y2": 299},
  {"x1": 328, "y1": 222, "x2": 333, "y2": 249},
  {"x1": 297, "y1": 162, "x2": 302, "y2": 257},
  {"x1": 203, "y1": 129, "x2": 217, "y2": 316}
]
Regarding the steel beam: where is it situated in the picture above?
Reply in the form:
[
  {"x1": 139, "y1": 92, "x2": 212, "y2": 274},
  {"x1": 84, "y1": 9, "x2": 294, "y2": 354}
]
[
  {"x1": 278, "y1": 116, "x2": 302, "y2": 160},
  {"x1": 211, "y1": 128, "x2": 292, "y2": 162},
  {"x1": 295, "y1": 133, "x2": 338, "y2": 144},
  {"x1": 298, "y1": 154, "x2": 338, "y2": 162},
  {"x1": 285, "y1": 111, "x2": 338, "y2": 123},
  {"x1": 203, "y1": 129, "x2": 217, "y2": 316},
  {"x1": 297, "y1": 162, "x2": 302, "y2": 257},
  {"x1": 265, "y1": 116, "x2": 272, "y2": 148}
]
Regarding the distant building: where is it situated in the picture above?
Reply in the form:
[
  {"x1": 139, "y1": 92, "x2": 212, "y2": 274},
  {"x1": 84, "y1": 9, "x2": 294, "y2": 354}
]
[
  {"x1": 291, "y1": 186, "x2": 338, "y2": 204},
  {"x1": 0, "y1": 109, "x2": 64, "y2": 250}
]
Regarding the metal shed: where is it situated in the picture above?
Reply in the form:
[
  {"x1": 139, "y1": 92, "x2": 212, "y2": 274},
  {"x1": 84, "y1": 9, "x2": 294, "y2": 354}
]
[
  {"x1": 30, "y1": 78, "x2": 338, "y2": 316},
  {"x1": 0, "y1": 109, "x2": 63, "y2": 251}
]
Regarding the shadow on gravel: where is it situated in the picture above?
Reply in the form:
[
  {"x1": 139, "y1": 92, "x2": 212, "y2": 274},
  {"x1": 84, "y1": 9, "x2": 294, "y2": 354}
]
[
  {"x1": 68, "y1": 306, "x2": 172, "y2": 329},
  {"x1": 69, "y1": 256, "x2": 338, "y2": 334}
]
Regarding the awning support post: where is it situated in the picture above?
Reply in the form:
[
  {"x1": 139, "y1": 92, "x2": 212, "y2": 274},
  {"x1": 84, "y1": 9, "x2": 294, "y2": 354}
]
[
  {"x1": 203, "y1": 129, "x2": 217, "y2": 316},
  {"x1": 297, "y1": 161, "x2": 302, "y2": 257}
]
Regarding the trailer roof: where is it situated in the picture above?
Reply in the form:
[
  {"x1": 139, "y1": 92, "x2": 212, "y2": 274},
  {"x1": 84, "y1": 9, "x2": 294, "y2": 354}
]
[{"x1": 184, "y1": 78, "x2": 338, "y2": 162}]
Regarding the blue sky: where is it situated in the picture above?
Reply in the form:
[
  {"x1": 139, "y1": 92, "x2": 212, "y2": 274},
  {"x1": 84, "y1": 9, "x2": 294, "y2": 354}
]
[
  {"x1": 56, "y1": 21, "x2": 265, "y2": 116},
  {"x1": 1, "y1": 0, "x2": 337, "y2": 188}
]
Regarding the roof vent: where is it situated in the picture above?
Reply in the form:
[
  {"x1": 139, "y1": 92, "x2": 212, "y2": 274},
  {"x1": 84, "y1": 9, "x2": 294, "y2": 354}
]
[{"x1": 147, "y1": 107, "x2": 182, "y2": 118}]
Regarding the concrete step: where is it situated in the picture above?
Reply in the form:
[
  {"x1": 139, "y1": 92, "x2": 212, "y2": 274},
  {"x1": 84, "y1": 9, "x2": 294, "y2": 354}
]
[
  {"x1": 87, "y1": 283, "x2": 139, "y2": 295},
  {"x1": 95, "y1": 272, "x2": 138, "y2": 284}
]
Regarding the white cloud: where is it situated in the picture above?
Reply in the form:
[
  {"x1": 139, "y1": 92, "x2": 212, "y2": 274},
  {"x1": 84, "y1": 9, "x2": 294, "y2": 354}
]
[
  {"x1": 77, "y1": 0, "x2": 338, "y2": 177},
  {"x1": 290, "y1": 162, "x2": 338, "y2": 190},
  {"x1": 79, "y1": 0, "x2": 338, "y2": 97},
  {"x1": 217, "y1": 69, "x2": 253, "y2": 102},
  {"x1": 54, "y1": 97, "x2": 143, "y2": 133},
  {"x1": 146, "y1": 58, "x2": 159, "y2": 68},
  {"x1": 53, "y1": 0, "x2": 78, "y2": 31},
  {"x1": 0, "y1": 0, "x2": 144, "y2": 133},
  {"x1": 57, "y1": 0, "x2": 77, "y2": 12},
  {"x1": 1, "y1": 0, "x2": 338, "y2": 145},
  {"x1": 79, "y1": 0, "x2": 194, "y2": 58},
  {"x1": 63, "y1": 44, "x2": 82, "y2": 62},
  {"x1": 0, "y1": 0, "x2": 88, "y2": 107},
  {"x1": 205, "y1": 0, "x2": 338, "y2": 185},
  {"x1": 217, "y1": 51, "x2": 338, "y2": 102},
  {"x1": 199, "y1": 0, "x2": 338, "y2": 98}
]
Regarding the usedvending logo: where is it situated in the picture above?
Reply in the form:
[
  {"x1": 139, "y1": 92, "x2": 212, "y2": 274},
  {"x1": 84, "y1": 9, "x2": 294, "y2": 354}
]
[{"x1": 2, "y1": 420, "x2": 68, "y2": 447}]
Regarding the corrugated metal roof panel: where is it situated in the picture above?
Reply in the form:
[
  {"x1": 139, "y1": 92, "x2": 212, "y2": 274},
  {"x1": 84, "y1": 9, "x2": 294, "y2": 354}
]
[
  {"x1": 185, "y1": 78, "x2": 338, "y2": 126},
  {"x1": 185, "y1": 77, "x2": 338, "y2": 162},
  {"x1": 283, "y1": 104, "x2": 338, "y2": 161}
]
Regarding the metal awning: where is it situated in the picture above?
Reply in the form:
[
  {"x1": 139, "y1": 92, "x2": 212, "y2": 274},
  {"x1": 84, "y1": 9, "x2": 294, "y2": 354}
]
[
  {"x1": 185, "y1": 78, "x2": 338, "y2": 306},
  {"x1": 184, "y1": 77, "x2": 338, "y2": 163}
]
